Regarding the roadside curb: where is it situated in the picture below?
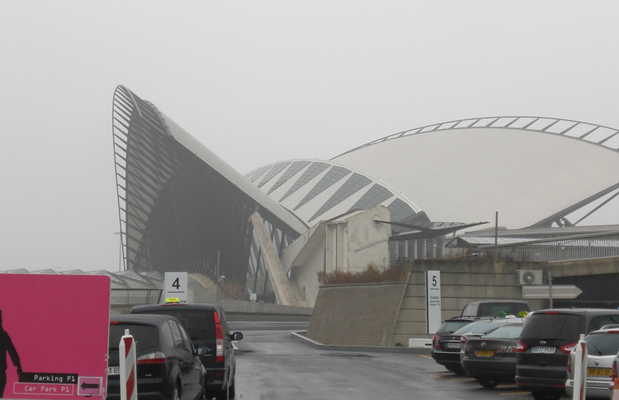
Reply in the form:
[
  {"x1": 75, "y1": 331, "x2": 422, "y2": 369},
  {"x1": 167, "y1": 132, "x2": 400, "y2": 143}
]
[{"x1": 289, "y1": 331, "x2": 432, "y2": 354}]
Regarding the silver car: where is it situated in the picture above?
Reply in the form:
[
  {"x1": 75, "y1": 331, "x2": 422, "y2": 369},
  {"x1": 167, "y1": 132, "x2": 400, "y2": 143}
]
[{"x1": 566, "y1": 327, "x2": 619, "y2": 398}]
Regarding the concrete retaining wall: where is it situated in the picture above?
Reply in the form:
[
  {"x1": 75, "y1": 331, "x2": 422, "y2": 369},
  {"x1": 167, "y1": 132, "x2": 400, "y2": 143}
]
[
  {"x1": 307, "y1": 282, "x2": 406, "y2": 346},
  {"x1": 223, "y1": 299, "x2": 312, "y2": 320},
  {"x1": 112, "y1": 299, "x2": 313, "y2": 320},
  {"x1": 550, "y1": 256, "x2": 619, "y2": 277},
  {"x1": 391, "y1": 259, "x2": 545, "y2": 345}
]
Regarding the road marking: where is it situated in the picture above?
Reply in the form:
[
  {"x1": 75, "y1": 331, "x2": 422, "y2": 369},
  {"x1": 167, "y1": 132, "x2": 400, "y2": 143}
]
[{"x1": 417, "y1": 354, "x2": 432, "y2": 360}]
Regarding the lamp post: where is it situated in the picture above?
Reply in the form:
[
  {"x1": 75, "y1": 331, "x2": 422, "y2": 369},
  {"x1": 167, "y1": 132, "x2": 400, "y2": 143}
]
[{"x1": 216, "y1": 275, "x2": 226, "y2": 305}]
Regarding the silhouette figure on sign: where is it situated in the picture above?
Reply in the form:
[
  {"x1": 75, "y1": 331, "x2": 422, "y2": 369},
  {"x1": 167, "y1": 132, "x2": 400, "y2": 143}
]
[{"x1": 0, "y1": 310, "x2": 22, "y2": 397}]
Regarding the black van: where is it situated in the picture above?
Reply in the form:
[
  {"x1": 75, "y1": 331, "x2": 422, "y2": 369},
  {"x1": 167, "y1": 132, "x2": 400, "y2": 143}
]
[
  {"x1": 461, "y1": 300, "x2": 529, "y2": 318},
  {"x1": 131, "y1": 303, "x2": 243, "y2": 400},
  {"x1": 516, "y1": 308, "x2": 619, "y2": 400}
]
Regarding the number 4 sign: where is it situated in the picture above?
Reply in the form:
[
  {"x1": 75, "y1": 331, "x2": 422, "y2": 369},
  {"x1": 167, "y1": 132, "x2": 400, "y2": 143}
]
[{"x1": 163, "y1": 272, "x2": 188, "y2": 302}]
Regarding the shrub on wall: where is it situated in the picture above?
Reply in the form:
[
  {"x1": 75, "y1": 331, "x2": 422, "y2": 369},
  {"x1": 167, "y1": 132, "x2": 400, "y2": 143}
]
[{"x1": 318, "y1": 263, "x2": 410, "y2": 284}]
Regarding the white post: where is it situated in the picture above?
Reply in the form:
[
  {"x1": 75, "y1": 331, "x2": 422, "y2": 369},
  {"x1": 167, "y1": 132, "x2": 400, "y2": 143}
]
[
  {"x1": 119, "y1": 329, "x2": 138, "y2": 400},
  {"x1": 572, "y1": 334, "x2": 587, "y2": 400}
]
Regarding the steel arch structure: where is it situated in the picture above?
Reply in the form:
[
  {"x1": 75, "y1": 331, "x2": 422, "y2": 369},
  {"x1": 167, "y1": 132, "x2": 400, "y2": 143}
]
[
  {"x1": 334, "y1": 116, "x2": 619, "y2": 159},
  {"x1": 332, "y1": 116, "x2": 619, "y2": 229}
]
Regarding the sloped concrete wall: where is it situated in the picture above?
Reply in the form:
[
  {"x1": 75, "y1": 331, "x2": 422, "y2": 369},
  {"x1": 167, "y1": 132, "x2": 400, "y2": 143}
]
[{"x1": 307, "y1": 282, "x2": 406, "y2": 346}]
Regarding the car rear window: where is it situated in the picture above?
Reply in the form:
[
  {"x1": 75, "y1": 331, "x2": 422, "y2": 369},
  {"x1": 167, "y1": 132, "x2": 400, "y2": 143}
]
[
  {"x1": 139, "y1": 309, "x2": 215, "y2": 342},
  {"x1": 586, "y1": 333, "x2": 619, "y2": 356},
  {"x1": 477, "y1": 303, "x2": 528, "y2": 317},
  {"x1": 484, "y1": 324, "x2": 523, "y2": 339},
  {"x1": 438, "y1": 320, "x2": 472, "y2": 334},
  {"x1": 109, "y1": 323, "x2": 159, "y2": 355},
  {"x1": 521, "y1": 313, "x2": 585, "y2": 340},
  {"x1": 454, "y1": 320, "x2": 501, "y2": 335}
]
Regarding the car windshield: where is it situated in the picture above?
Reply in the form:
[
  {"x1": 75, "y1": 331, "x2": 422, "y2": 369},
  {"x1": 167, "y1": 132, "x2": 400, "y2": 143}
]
[
  {"x1": 520, "y1": 313, "x2": 585, "y2": 340},
  {"x1": 454, "y1": 320, "x2": 501, "y2": 335},
  {"x1": 586, "y1": 333, "x2": 619, "y2": 356},
  {"x1": 109, "y1": 323, "x2": 159, "y2": 355},
  {"x1": 438, "y1": 320, "x2": 472, "y2": 334},
  {"x1": 477, "y1": 303, "x2": 528, "y2": 317},
  {"x1": 484, "y1": 324, "x2": 523, "y2": 339},
  {"x1": 140, "y1": 309, "x2": 215, "y2": 342}
]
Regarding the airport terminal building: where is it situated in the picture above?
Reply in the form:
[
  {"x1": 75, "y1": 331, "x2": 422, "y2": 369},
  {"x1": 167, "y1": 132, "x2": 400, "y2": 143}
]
[{"x1": 112, "y1": 86, "x2": 619, "y2": 305}]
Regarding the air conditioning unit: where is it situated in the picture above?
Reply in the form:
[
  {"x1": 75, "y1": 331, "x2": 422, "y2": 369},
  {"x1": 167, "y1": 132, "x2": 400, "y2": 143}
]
[{"x1": 518, "y1": 269, "x2": 543, "y2": 286}]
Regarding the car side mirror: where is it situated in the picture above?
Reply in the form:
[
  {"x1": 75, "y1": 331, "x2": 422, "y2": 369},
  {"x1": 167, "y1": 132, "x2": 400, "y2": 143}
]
[{"x1": 230, "y1": 331, "x2": 243, "y2": 341}]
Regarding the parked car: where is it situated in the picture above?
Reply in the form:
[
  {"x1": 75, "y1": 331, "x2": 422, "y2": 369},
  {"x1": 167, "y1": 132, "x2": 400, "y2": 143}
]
[
  {"x1": 516, "y1": 308, "x2": 619, "y2": 400},
  {"x1": 461, "y1": 322, "x2": 524, "y2": 388},
  {"x1": 565, "y1": 327, "x2": 619, "y2": 398},
  {"x1": 461, "y1": 300, "x2": 529, "y2": 318},
  {"x1": 107, "y1": 314, "x2": 205, "y2": 400},
  {"x1": 434, "y1": 317, "x2": 519, "y2": 375},
  {"x1": 432, "y1": 317, "x2": 477, "y2": 373},
  {"x1": 131, "y1": 303, "x2": 243, "y2": 400}
]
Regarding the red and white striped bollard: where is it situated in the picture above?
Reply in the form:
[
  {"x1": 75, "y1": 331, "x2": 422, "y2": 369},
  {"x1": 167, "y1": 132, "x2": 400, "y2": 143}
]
[
  {"x1": 119, "y1": 329, "x2": 138, "y2": 400},
  {"x1": 572, "y1": 334, "x2": 587, "y2": 400},
  {"x1": 611, "y1": 350, "x2": 619, "y2": 400}
]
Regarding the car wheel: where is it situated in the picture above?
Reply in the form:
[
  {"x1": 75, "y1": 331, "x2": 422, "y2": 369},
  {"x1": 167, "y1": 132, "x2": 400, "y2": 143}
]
[
  {"x1": 173, "y1": 384, "x2": 181, "y2": 400},
  {"x1": 478, "y1": 379, "x2": 498, "y2": 389},
  {"x1": 531, "y1": 391, "x2": 561, "y2": 400},
  {"x1": 228, "y1": 379, "x2": 235, "y2": 399},
  {"x1": 447, "y1": 366, "x2": 466, "y2": 376},
  {"x1": 215, "y1": 387, "x2": 228, "y2": 400}
]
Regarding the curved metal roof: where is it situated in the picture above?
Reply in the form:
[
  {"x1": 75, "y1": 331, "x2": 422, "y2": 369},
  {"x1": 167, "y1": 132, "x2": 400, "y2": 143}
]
[
  {"x1": 334, "y1": 116, "x2": 619, "y2": 159},
  {"x1": 332, "y1": 117, "x2": 619, "y2": 228},
  {"x1": 247, "y1": 159, "x2": 424, "y2": 225}
]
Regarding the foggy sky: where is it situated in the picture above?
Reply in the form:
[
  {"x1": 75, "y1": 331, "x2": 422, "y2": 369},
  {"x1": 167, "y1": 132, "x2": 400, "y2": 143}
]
[{"x1": 2, "y1": 1, "x2": 619, "y2": 271}]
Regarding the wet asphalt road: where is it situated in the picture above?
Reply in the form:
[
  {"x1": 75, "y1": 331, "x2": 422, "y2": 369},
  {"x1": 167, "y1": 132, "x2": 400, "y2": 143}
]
[{"x1": 232, "y1": 323, "x2": 538, "y2": 400}]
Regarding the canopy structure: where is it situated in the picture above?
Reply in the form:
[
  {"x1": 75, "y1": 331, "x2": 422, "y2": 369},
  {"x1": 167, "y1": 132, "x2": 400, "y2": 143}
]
[{"x1": 332, "y1": 116, "x2": 619, "y2": 229}]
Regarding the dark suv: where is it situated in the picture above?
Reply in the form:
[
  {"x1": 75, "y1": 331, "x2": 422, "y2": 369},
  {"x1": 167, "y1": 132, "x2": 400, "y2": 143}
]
[
  {"x1": 107, "y1": 314, "x2": 205, "y2": 400},
  {"x1": 461, "y1": 300, "x2": 529, "y2": 318},
  {"x1": 516, "y1": 308, "x2": 619, "y2": 400},
  {"x1": 131, "y1": 303, "x2": 243, "y2": 400}
]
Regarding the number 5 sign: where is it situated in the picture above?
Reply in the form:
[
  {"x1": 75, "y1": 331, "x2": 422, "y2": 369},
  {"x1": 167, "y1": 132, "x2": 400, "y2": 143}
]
[
  {"x1": 163, "y1": 272, "x2": 188, "y2": 302},
  {"x1": 426, "y1": 270, "x2": 442, "y2": 334}
]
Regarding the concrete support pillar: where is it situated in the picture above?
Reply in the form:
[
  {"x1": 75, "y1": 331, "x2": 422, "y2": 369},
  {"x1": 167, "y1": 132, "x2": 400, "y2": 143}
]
[
  {"x1": 436, "y1": 237, "x2": 445, "y2": 258},
  {"x1": 428, "y1": 239, "x2": 436, "y2": 259},
  {"x1": 250, "y1": 212, "x2": 304, "y2": 306},
  {"x1": 411, "y1": 239, "x2": 418, "y2": 260}
]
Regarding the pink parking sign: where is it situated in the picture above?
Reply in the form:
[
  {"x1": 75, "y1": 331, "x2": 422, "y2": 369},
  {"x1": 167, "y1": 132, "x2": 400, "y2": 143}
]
[{"x1": 0, "y1": 274, "x2": 110, "y2": 400}]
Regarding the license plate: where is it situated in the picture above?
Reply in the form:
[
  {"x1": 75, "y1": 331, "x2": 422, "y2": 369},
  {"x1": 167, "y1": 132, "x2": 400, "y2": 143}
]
[
  {"x1": 530, "y1": 346, "x2": 556, "y2": 354},
  {"x1": 588, "y1": 367, "x2": 612, "y2": 377},
  {"x1": 445, "y1": 342, "x2": 461, "y2": 349},
  {"x1": 474, "y1": 350, "x2": 495, "y2": 358},
  {"x1": 108, "y1": 366, "x2": 119, "y2": 376}
]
